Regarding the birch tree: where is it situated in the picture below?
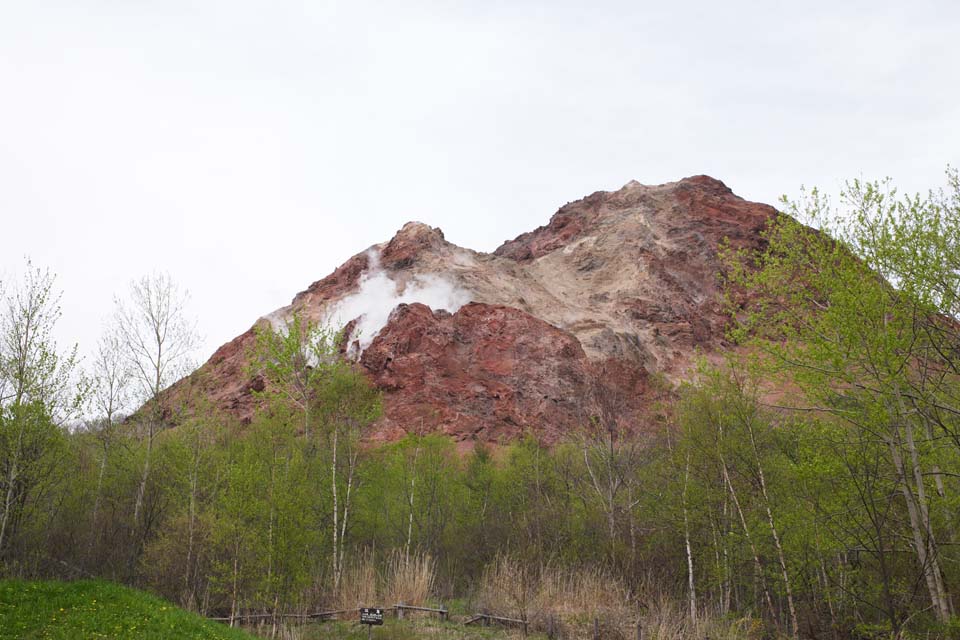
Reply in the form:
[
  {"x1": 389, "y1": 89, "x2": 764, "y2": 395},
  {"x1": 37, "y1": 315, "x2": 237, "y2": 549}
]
[
  {"x1": 86, "y1": 325, "x2": 132, "y2": 557},
  {"x1": 114, "y1": 273, "x2": 198, "y2": 558},
  {"x1": 317, "y1": 362, "x2": 381, "y2": 591},
  {"x1": 251, "y1": 312, "x2": 380, "y2": 591}
]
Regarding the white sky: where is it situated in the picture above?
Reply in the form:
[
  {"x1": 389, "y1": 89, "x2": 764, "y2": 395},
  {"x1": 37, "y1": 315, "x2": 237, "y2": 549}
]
[{"x1": 2, "y1": 0, "x2": 958, "y2": 366}]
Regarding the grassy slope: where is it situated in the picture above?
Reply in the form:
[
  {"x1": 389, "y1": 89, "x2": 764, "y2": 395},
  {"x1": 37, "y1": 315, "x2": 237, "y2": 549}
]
[{"x1": 0, "y1": 579, "x2": 257, "y2": 640}]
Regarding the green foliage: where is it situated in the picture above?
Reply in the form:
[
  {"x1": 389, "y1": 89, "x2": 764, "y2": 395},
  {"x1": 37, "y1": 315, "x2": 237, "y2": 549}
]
[
  {"x1": 0, "y1": 260, "x2": 82, "y2": 568},
  {"x1": 721, "y1": 169, "x2": 960, "y2": 633},
  {"x1": 0, "y1": 402, "x2": 66, "y2": 568},
  {"x1": 0, "y1": 259, "x2": 83, "y2": 418},
  {"x1": 250, "y1": 313, "x2": 343, "y2": 439}
]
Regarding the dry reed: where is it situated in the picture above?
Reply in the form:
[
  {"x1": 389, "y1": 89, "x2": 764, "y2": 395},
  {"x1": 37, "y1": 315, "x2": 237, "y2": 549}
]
[
  {"x1": 333, "y1": 547, "x2": 378, "y2": 610},
  {"x1": 382, "y1": 549, "x2": 436, "y2": 607},
  {"x1": 477, "y1": 556, "x2": 766, "y2": 639}
]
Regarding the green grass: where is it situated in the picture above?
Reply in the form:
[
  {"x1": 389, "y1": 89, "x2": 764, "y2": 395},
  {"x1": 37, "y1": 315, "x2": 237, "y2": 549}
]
[
  {"x1": 286, "y1": 617, "x2": 545, "y2": 640},
  {"x1": 0, "y1": 579, "x2": 257, "y2": 640}
]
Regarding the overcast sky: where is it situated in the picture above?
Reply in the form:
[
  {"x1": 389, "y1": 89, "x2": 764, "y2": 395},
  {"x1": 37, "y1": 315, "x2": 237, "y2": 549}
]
[{"x1": 2, "y1": 0, "x2": 958, "y2": 366}]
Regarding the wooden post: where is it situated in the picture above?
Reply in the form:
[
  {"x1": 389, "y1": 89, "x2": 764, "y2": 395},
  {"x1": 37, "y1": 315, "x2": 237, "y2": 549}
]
[
  {"x1": 397, "y1": 602, "x2": 404, "y2": 620},
  {"x1": 636, "y1": 620, "x2": 643, "y2": 640},
  {"x1": 593, "y1": 616, "x2": 600, "y2": 640},
  {"x1": 440, "y1": 604, "x2": 448, "y2": 621}
]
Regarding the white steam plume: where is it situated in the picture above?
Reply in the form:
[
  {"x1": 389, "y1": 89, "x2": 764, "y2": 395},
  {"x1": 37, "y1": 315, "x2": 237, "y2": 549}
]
[
  {"x1": 326, "y1": 249, "x2": 471, "y2": 353},
  {"x1": 262, "y1": 308, "x2": 291, "y2": 335}
]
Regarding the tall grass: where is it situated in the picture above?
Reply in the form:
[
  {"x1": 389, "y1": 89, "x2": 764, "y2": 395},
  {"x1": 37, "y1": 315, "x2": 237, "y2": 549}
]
[
  {"x1": 333, "y1": 548, "x2": 436, "y2": 611},
  {"x1": 477, "y1": 553, "x2": 538, "y2": 621},
  {"x1": 334, "y1": 548, "x2": 378, "y2": 610},
  {"x1": 382, "y1": 549, "x2": 435, "y2": 607},
  {"x1": 477, "y1": 555, "x2": 631, "y2": 633},
  {"x1": 476, "y1": 556, "x2": 767, "y2": 639},
  {"x1": 635, "y1": 594, "x2": 767, "y2": 640}
]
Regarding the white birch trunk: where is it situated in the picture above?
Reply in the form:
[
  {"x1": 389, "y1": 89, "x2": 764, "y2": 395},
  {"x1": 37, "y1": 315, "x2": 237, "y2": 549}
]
[
  {"x1": 682, "y1": 453, "x2": 697, "y2": 624},
  {"x1": 746, "y1": 416, "x2": 799, "y2": 637}
]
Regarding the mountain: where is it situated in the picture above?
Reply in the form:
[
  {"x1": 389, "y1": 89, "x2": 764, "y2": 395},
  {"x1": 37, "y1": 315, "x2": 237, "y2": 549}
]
[{"x1": 172, "y1": 175, "x2": 777, "y2": 443}]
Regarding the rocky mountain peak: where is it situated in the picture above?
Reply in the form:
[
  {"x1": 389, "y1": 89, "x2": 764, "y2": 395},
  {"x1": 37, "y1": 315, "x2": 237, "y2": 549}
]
[
  {"x1": 379, "y1": 221, "x2": 449, "y2": 271},
  {"x1": 166, "y1": 176, "x2": 778, "y2": 443}
]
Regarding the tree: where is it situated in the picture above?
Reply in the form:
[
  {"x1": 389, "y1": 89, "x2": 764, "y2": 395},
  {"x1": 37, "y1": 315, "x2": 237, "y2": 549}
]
[
  {"x1": 676, "y1": 372, "x2": 778, "y2": 629},
  {"x1": 316, "y1": 358, "x2": 381, "y2": 591},
  {"x1": 0, "y1": 260, "x2": 81, "y2": 564},
  {"x1": 85, "y1": 324, "x2": 133, "y2": 560},
  {"x1": 0, "y1": 260, "x2": 82, "y2": 414},
  {"x1": 357, "y1": 434, "x2": 463, "y2": 566},
  {"x1": 726, "y1": 171, "x2": 960, "y2": 625},
  {"x1": 251, "y1": 312, "x2": 339, "y2": 440},
  {"x1": 114, "y1": 273, "x2": 199, "y2": 560},
  {"x1": 251, "y1": 311, "x2": 381, "y2": 592},
  {"x1": 574, "y1": 416, "x2": 645, "y2": 567}
]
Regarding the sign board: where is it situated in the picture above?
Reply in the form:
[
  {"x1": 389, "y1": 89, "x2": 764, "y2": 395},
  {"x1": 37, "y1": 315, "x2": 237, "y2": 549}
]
[{"x1": 360, "y1": 607, "x2": 384, "y2": 626}]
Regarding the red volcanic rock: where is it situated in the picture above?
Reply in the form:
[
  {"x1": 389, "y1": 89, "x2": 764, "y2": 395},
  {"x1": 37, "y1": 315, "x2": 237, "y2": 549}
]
[
  {"x1": 359, "y1": 302, "x2": 649, "y2": 443},
  {"x1": 494, "y1": 192, "x2": 606, "y2": 262},
  {"x1": 494, "y1": 176, "x2": 769, "y2": 263},
  {"x1": 160, "y1": 327, "x2": 262, "y2": 424},
  {"x1": 162, "y1": 175, "x2": 780, "y2": 442},
  {"x1": 379, "y1": 222, "x2": 447, "y2": 271},
  {"x1": 287, "y1": 251, "x2": 372, "y2": 318}
]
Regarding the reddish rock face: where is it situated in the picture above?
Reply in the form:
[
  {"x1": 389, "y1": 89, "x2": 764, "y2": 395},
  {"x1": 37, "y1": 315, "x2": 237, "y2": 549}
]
[
  {"x1": 163, "y1": 175, "x2": 778, "y2": 442},
  {"x1": 359, "y1": 302, "x2": 650, "y2": 443}
]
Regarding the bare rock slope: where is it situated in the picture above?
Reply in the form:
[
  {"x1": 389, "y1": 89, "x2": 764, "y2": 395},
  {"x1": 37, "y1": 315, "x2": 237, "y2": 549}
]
[{"x1": 178, "y1": 176, "x2": 776, "y2": 442}]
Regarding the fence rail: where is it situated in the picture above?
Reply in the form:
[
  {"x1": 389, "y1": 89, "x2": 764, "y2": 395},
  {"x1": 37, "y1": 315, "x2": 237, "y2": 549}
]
[
  {"x1": 213, "y1": 604, "x2": 644, "y2": 639},
  {"x1": 209, "y1": 607, "x2": 355, "y2": 623},
  {"x1": 393, "y1": 602, "x2": 448, "y2": 620},
  {"x1": 464, "y1": 611, "x2": 528, "y2": 633}
]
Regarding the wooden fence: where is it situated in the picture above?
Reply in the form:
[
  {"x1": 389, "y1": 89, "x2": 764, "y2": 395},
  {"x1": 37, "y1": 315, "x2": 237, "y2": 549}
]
[
  {"x1": 211, "y1": 602, "x2": 449, "y2": 625},
  {"x1": 209, "y1": 607, "x2": 354, "y2": 623},
  {"x1": 464, "y1": 611, "x2": 528, "y2": 633},
  {"x1": 394, "y1": 602, "x2": 448, "y2": 620},
  {"x1": 215, "y1": 603, "x2": 646, "y2": 639}
]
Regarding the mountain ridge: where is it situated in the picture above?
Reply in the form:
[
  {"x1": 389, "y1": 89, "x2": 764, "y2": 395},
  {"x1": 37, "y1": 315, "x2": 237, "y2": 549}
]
[{"x1": 168, "y1": 175, "x2": 778, "y2": 442}]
